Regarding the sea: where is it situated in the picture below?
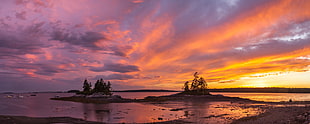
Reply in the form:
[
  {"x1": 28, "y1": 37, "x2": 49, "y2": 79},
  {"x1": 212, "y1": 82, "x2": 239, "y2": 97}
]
[{"x1": 0, "y1": 92, "x2": 309, "y2": 123}]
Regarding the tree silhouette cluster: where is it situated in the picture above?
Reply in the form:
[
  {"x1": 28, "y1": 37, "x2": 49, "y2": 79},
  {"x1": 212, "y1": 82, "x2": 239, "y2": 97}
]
[
  {"x1": 81, "y1": 78, "x2": 112, "y2": 96},
  {"x1": 183, "y1": 72, "x2": 209, "y2": 95}
]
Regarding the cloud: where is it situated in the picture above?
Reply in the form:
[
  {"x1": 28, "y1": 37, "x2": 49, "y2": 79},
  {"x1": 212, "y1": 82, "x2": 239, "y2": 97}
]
[
  {"x1": 0, "y1": 74, "x2": 78, "y2": 92},
  {"x1": 50, "y1": 31, "x2": 107, "y2": 49},
  {"x1": 90, "y1": 63, "x2": 140, "y2": 73},
  {"x1": 131, "y1": 0, "x2": 144, "y2": 4},
  {"x1": 0, "y1": 62, "x2": 71, "y2": 76},
  {"x1": 109, "y1": 45, "x2": 133, "y2": 57},
  {"x1": 33, "y1": 63, "x2": 67, "y2": 76},
  {"x1": 1, "y1": 0, "x2": 310, "y2": 91},
  {"x1": 94, "y1": 74, "x2": 135, "y2": 80},
  {"x1": 50, "y1": 30, "x2": 133, "y2": 57},
  {"x1": 0, "y1": 24, "x2": 46, "y2": 59},
  {"x1": 126, "y1": 0, "x2": 310, "y2": 85},
  {"x1": 15, "y1": 11, "x2": 26, "y2": 20}
]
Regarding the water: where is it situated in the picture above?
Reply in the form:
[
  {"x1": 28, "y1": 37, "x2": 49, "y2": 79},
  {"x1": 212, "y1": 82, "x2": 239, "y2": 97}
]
[
  {"x1": 113, "y1": 92, "x2": 178, "y2": 99},
  {"x1": 0, "y1": 93, "x2": 184, "y2": 123},
  {"x1": 0, "y1": 92, "x2": 309, "y2": 123},
  {"x1": 152, "y1": 101, "x2": 264, "y2": 124},
  {"x1": 211, "y1": 92, "x2": 310, "y2": 102}
]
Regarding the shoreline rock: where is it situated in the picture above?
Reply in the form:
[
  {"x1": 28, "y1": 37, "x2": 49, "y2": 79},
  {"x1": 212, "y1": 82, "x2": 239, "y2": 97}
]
[
  {"x1": 0, "y1": 115, "x2": 103, "y2": 124},
  {"x1": 51, "y1": 95, "x2": 134, "y2": 104},
  {"x1": 232, "y1": 106, "x2": 310, "y2": 124}
]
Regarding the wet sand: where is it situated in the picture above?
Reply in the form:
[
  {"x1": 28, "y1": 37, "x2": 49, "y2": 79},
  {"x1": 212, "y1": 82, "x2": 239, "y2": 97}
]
[{"x1": 232, "y1": 105, "x2": 310, "y2": 124}]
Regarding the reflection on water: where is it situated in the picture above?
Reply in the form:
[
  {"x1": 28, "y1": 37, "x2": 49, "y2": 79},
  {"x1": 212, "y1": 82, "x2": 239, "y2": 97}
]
[
  {"x1": 212, "y1": 92, "x2": 310, "y2": 102},
  {"x1": 1, "y1": 92, "x2": 308, "y2": 123},
  {"x1": 113, "y1": 92, "x2": 178, "y2": 99},
  {"x1": 153, "y1": 101, "x2": 264, "y2": 124},
  {"x1": 0, "y1": 93, "x2": 185, "y2": 123},
  {"x1": 80, "y1": 102, "x2": 185, "y2": 123}
]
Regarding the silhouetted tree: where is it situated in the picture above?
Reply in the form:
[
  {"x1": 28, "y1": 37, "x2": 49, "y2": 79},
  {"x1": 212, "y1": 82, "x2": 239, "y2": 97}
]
[
  {"x1": 93, "y1": 80, "x2": 100, "y2": 93},
  {"x1": 190, "y1": 72, "x2": 200, "y2": 91},
  {"x1": 183, "y1": 72, "x2": 209, "y2": 95},
  {"x1": 106, "y1": 81, "x2": 112, "y2": 96},
  {"x1": 184, "y1": 81, "x2": 190, "y2": 92},
  {"x1": 81, "y1": 78, "x2": 113, "y2": 96},
  {"x1": 82, "y1": 79, "x2": 92, "y2": 95}
]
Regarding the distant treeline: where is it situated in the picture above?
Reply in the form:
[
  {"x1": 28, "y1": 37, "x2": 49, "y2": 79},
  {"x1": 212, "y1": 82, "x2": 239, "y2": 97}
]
[
  {"x1": 209, "y1": 88, "x2": 310, "y2": 93},
  {"x1": 68, "y1": 89, "x2": 179, "y2": 93}
]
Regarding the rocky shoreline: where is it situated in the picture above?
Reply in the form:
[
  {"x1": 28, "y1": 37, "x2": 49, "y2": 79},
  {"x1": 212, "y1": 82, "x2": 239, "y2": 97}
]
[
  {"x1": 232, "y1": 105, "x2": 310, "y2": 124},
  {"x1": 50, "y1": 94, "x2": 135, "y2": 104},
  {"x1": 0, "y1": 115, "x2": 103, "y2": 124}
]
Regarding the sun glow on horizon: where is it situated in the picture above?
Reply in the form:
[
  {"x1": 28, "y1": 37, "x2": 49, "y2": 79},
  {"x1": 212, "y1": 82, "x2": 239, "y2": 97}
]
[{"x1": 240, "y1": 82, "x2": 271, "y2": 88}]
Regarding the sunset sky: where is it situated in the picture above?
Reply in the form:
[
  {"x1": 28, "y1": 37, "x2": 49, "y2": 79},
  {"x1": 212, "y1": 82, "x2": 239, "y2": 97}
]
[{"x1": 0, "y1": 0, "x2": 310, "y2": 92}]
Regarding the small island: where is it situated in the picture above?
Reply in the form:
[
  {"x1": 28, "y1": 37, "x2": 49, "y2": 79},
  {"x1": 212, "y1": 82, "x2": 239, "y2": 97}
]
[
  {"x1": 51, "y1": 72, "x2": 259, "y2": 104},
  {"x1": 51, "y1": 72, "x2": 310, "y2": 105},
  {"x1": 1, "y1": 72, "x2": 310, "y2": 124},
  {"x1": 52, "y1": 78, "x2": 134, "y2": 103},
  {"x1": 49, "y1": 72, "x2": 310, "y2": 124}
]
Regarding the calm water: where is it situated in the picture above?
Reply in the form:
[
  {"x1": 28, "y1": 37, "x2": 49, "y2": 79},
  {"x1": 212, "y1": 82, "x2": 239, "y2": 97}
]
[
  {"x1": 114, "y1": 92, "x2": 310, "y2": 102},
  {"x1": 212, "y1": 92, "x2": 310, "y2": 102},
  {"x1": 113, "y1": 92, "x2": 178, "y2": 99},
  {"x1": 0, "y1": 92, "x2": 309, "y2": 123},
  {"x1": 0, "y1": 93, "x2": 184, "y2": 123}
]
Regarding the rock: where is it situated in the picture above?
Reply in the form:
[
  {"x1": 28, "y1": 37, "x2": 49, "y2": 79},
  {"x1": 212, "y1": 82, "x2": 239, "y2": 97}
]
[
  {"x1": 158, "y1": 117, "x2": 163, "y2": 120},
  {"x1": 113, "y1": 117, "x2": 125, "y2": 119},
  {"x1": 112, "y1": 95, "x2": 122, "y2": 99},
  {"x1": 170, "y1": 108, "x2": 185, "y2": 111},
  {"x1": 95, "y1": 110, "x2": 110, "y2": 113},
  {"x1": 145, "y1": 96, "x2": 158, "y2": 99}
]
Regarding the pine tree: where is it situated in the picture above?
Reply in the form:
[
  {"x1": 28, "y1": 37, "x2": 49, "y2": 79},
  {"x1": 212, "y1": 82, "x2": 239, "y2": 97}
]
[
  {"x1": 107, "y1": 81, "x2": 112, "y2": 96},
  {"x1": 81, "y1": 78, "x2": 113, "y2": 96},
  {"x1": 184, "y1": 81, "x2": 190, "y2": 92},
  {"x1": 82, "y1": 79, "x2": 92, "y2": 95},
  {"x1": 183, "y1": 72, "x2": 209, "y2": 95},
  {"x1": 93, "y1": 80, "x2": 100, "y2": 93}
]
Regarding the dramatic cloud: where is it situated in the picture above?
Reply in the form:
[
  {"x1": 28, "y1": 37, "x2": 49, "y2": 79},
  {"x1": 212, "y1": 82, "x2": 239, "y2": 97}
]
[
  {"x1": 94, "y1": 74, "x2": 135, "y2": 80},
  {"x1": 90, "y1": 63, "x2": 140, "y2": 73},
  {"x1": 0, "y1": 24, "x2": 45, "y2": 58},
  {"x1": 0, "y1": 0, "x2": 309, "y2": 92},
  {"x1": 50, "y1": 31, "x2": 107, "y2": 50}
]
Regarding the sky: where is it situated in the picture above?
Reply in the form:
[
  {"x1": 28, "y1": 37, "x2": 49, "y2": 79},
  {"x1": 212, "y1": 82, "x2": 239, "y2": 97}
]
[{"x1": 0, "y1": 0, "x2": 310, "y2": 92}]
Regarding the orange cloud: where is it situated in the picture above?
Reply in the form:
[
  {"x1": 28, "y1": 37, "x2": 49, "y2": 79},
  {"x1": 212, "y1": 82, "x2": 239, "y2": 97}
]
[
  {"x1": 188, "y1": 0, "x2": 310, "y2": 53},
  {"x1": 202, "y1": 48, "x2": 310, "y2": 83},
  {"x1": 128, "y1": 0, "x2": 310, "y2": 89}
]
